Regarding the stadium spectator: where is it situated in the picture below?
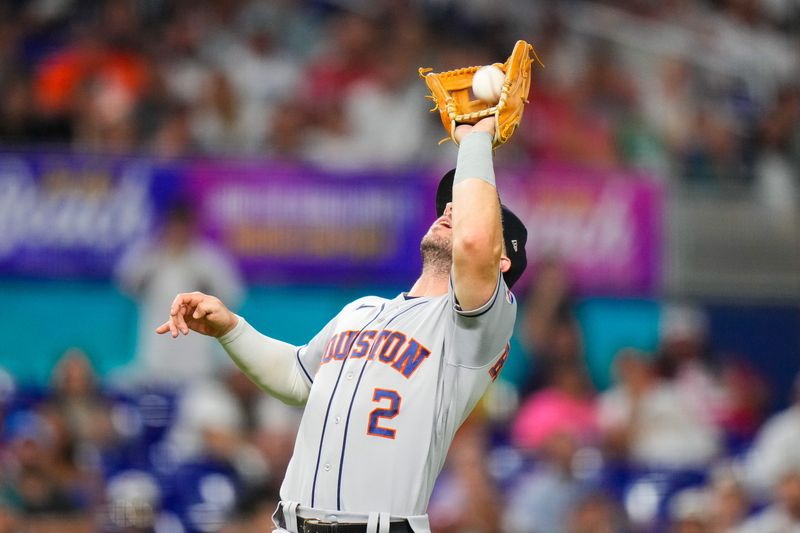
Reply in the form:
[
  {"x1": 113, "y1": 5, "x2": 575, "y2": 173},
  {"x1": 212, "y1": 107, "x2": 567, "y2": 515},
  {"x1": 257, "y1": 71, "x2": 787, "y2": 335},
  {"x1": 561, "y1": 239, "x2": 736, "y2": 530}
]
[
  {"x1": 0, "y1": 76, "x2": 37, "y2": 144},
  {"x1": 746, "y1": 374, "x2": 800, "y2": 495},
  {"x1": 157, "y1": 5, "x2": 213, "y2": 109},
  {"x1": 680, "y1": 107, "x2": 748, "y2": 192},
  {"x1": 288, "y1": 8, "x2": 380, "y2": 159},
  {"x1": 598, "y1": 349, "x2": 720, "y2": 468},
  {"x1": 187, "y1": 22, "x2": 303, "y2": 156},
  {"x1": 150, "y1": 103, "x2": 196, "y2": 158},
  {"x1": 114, "y1": 201, "x2": 244, "y2": 386},
  {"x1": 511, "y1": 360, "x2": 597, "y2": 451},
  {"x1": 738, "y1": 469, "x2": 800, "y2": 532},
  {"x1": 0, "y1": 0, "x2": 795, "y2": 179},
  {"x1": 212, "y1": 369, "x2": 303, "y2": 487},
  {"x1": 565, "y1": 492, "x2": 626, "y2": 533},
  {"x1": 33, "y1": 22, "x2": 150, "y2": 142},
  {"x1": 655, "y1": 303, "x2": 727, "y2": 431},
  {"x1": 48, "y1": 349, "x2": 114, "y2": 445},
  {"x1": 251, "y1": 393, "x2": 303, "y2": 497},
  {"x1": 519, "y1": 259, "x2": 582, "y2": 395},
  {"x1": 427, "y1": 423, "x2": 502, "y2": 533},
  {"x1": 301, "y1": 9, "x2": 379, "y2": 114},
  {"x1": 668, "y1": 486, "x2": 711, "y2": 533},
  {"x1": 0, "y1": 411, "x2": 93, "y2": 531},
  {"x1": 166, "y1": 379, "x2": 269, "y2": 532},
  {"x1": 523, "y1": 71, "x2": 620, "y2": 168},
  {"x1": 707, "y1": 466, "x2": 750, "y2": 533},
  {"x1": 657, "y1": 309, "x2": 769, "y2": 451},
  {"x1": 265, "y1": 101, "x2": 308, "y2": 158},
  {"x1": 301, "y1": 39, "x2": 434, "y2": 169},
  {"x1": 168, "y1": 379, "x2": 267, "y2": 482},
  {"x1": 717, "y1": 359, "x2": 769, "y2": 449},
  {"x1": 101, "y1": 470, "x2": 163, "y2": 532},
  {"x1": 221, "y1": 25, "x2": 301, "y2": 114},
  {"x1": 222, "y1": 484, "x2": 280, "y2": 533},
  {"x1": 41, "y1": 349, "x2": 116, "y2": 508},
  {"x1": 503, "y1": 431, "x2": 596, "y2": 533},
  {"x1": 640, "y1": 58, "x2": 695, "y2": 162},
  {"x1": 754, "y1": 84, "x2": 800, "y2": 217},
  {"x1": 189, "y1": 69, "x2": 266, "y2": 154}
]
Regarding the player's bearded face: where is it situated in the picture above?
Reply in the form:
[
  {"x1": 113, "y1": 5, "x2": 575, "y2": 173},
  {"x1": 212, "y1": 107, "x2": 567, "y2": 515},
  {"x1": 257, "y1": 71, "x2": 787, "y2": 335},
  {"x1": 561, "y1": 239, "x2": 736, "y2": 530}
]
[{"x1": 420, "y1": 218, "x2": 452, "y2": 275}]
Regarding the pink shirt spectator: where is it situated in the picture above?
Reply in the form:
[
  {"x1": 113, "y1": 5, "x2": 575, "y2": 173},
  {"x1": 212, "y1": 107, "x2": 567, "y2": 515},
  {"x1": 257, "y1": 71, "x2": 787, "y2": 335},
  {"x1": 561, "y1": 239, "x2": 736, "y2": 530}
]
[{"x1": 512, "y1": 387, "x2": 598, "y2": 450}]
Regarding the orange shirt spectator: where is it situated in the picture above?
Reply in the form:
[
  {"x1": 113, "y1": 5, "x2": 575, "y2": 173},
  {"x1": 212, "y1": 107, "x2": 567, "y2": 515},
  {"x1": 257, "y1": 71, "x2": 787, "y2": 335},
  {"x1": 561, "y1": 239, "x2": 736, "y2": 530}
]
[{"x1": 34, "y1": 38, "x2": 149, "y2": 114}]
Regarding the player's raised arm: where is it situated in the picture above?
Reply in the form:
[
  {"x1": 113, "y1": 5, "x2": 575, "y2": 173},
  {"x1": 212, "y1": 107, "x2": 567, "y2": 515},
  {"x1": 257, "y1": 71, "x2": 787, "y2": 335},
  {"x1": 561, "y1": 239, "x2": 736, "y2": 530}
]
[{"x1": 450, "y1": 117, "x2": 506, "y2": 312}]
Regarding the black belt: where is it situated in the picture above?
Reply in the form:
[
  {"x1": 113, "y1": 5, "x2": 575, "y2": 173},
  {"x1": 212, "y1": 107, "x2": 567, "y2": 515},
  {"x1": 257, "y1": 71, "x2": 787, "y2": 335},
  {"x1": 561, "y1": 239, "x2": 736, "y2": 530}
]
[{"x1": 276, "y1": 507, "x2": 413, "y2": 533}]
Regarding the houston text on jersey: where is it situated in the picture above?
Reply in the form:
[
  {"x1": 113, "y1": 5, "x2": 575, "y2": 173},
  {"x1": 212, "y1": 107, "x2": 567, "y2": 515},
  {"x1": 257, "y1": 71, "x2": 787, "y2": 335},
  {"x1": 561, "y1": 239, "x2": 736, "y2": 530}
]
[{"x1": 320, "y1": 329, "x2": 431, "y2": 378}]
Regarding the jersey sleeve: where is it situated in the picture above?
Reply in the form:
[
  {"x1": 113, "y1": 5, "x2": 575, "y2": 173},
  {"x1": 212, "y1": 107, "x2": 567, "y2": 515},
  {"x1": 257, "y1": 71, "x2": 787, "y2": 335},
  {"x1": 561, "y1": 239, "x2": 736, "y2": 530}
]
[
  {"x1": 446, "y1": 271, "x2": 518, "y2": 367},
  {"x1": 295, "y1": 315, "x2": 340, "y2": 385}
]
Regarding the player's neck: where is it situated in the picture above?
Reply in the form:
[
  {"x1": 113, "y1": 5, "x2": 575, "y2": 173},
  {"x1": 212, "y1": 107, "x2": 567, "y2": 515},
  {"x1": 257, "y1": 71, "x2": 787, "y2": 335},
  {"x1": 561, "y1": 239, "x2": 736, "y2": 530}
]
[{"x1": 407, "y1": 269, "x2": 449, "y2": 298}]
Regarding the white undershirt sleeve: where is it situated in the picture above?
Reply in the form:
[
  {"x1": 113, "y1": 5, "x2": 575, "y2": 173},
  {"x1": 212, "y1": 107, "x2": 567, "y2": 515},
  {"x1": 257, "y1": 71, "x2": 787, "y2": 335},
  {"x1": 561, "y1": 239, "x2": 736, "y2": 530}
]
[{"x1": 217, "y1": 316, "x2": 311, "y2": 407}]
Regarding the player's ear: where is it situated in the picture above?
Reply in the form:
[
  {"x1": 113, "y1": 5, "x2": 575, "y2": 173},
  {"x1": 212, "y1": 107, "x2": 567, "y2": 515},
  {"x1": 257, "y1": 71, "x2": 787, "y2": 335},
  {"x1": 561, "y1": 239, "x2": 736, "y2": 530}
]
[{"x1": 500, "y1": 255, "x2": 511, "y2": 274}]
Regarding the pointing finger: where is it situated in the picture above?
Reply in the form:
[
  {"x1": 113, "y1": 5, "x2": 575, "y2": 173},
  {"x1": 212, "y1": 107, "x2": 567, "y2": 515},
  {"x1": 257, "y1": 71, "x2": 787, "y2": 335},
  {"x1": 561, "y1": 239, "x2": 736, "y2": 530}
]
[{"x1": 167, "y1": 314, "x2": 179, "y2": 338}]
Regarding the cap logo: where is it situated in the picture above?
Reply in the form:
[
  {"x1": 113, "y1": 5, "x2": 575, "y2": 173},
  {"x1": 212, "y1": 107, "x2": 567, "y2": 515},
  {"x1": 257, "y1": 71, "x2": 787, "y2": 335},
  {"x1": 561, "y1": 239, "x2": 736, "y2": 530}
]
[{"x1": 511, "y1": 239, "x2": 518, "y2": 252}]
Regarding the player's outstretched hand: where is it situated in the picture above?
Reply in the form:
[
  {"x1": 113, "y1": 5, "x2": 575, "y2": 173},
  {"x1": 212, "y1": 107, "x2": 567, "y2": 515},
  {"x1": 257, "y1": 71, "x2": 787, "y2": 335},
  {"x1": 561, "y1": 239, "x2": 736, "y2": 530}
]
[
  {"x1": 454, "y1": 117, "x2": 496, "y2": 144},
  {"x1": 155, "y1": 292, "x2": 238, "y2": 338}
]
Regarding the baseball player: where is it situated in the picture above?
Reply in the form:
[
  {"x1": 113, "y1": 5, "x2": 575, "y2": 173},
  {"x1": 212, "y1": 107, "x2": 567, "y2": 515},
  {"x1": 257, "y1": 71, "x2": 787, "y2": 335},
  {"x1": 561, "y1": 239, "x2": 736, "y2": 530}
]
[{"x1": 157, "y1": 117, "x2": 528, "y2": 533}]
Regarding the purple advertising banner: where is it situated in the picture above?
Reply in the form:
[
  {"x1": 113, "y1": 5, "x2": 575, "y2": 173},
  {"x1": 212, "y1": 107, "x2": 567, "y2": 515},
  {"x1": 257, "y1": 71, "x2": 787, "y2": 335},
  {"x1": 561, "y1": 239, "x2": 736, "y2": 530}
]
[
  {"x1": 0, "y1": 151, "x2": 162, "y2": 279},
  {"x1": 500, "y1": 163, "x2": 663, "y2": 295},
  {"x1": 184, "y1": 160, "x2": 437, "y2": 284},
  {"x1": 0, "y1": 150, "x2": 662, "y2": 294}
]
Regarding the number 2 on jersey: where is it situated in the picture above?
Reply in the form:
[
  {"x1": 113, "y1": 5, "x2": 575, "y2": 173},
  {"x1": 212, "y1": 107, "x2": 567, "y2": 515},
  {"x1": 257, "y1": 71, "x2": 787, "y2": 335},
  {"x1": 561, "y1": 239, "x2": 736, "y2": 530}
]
[{"x1": 367, "y1": 388, "x2": 401, "y2": 439}]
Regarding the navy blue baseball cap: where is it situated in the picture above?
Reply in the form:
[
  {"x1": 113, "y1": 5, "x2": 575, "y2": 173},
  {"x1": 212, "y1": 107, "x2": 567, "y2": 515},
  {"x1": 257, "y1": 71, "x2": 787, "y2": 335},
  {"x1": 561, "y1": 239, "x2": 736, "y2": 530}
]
[{"x1": 436, "y1": 169, "x2": 528, "y2": 289}]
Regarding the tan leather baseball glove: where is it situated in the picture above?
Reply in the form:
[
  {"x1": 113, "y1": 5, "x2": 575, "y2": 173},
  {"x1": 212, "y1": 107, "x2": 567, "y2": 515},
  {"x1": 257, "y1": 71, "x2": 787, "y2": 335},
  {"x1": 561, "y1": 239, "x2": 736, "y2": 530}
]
[{"x1": 419, "y1": 40, "x2": 540, "y2": 148}]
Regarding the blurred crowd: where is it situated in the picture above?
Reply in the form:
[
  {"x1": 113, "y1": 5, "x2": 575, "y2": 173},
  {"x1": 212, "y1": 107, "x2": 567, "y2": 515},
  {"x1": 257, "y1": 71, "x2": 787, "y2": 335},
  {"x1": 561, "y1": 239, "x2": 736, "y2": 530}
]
[
  {"x1": 0, "y1": 349, "x2": 301, "y2": 533},
  {"x1": 0, "y1": 0, "x2": 798, "y2": 200},
  {"x1": 1, "y1": 257, "x2": 799, "y2": 533}
]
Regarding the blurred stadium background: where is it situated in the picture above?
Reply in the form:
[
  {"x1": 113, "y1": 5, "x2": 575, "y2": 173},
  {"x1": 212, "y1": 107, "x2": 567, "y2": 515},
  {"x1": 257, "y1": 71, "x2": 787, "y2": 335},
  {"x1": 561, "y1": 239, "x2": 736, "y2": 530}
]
[{"x1": 0, "y1": 0, "x2": 799, "y2": 532}]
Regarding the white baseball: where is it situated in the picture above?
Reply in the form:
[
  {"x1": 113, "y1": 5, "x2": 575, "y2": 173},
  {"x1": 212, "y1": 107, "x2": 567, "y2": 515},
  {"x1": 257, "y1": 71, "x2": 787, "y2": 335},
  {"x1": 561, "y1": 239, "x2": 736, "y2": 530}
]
[{"x1": 472, "y1": 65, "x2": 505, "y2": 104}]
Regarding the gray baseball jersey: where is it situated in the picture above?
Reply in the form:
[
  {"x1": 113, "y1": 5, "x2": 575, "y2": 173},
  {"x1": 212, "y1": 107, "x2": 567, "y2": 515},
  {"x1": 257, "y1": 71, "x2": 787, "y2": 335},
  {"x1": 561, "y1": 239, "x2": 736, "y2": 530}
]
[{"x1": 280, "y1": 272, "x2": 516, "y2": 518}]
